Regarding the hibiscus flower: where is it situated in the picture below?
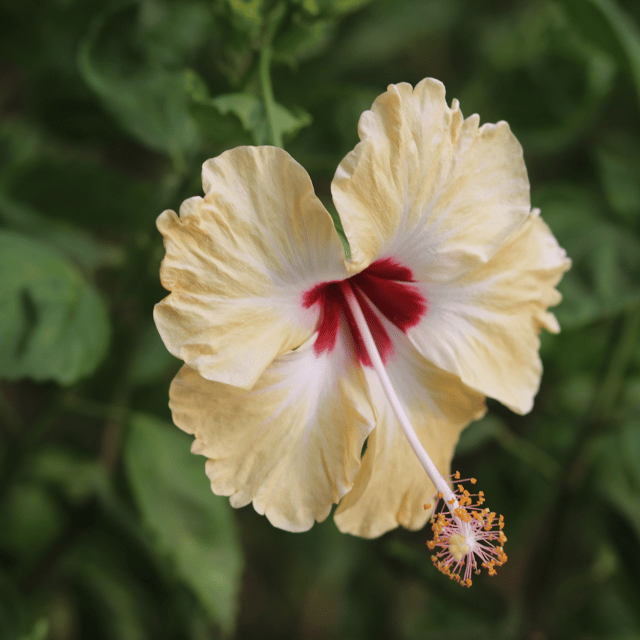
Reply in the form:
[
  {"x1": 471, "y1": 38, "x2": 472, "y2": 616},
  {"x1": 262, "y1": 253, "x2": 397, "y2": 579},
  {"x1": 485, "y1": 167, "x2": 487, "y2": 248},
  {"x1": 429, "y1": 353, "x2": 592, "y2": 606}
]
[{"x1": 154, "y1": 78, "x2": 570, "y2": 584}]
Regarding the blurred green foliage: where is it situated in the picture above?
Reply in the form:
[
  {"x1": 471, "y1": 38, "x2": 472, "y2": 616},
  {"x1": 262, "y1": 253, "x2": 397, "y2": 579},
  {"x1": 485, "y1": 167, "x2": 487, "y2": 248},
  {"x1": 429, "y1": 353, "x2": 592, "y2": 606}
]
[{"x1": 1, "y1": 0, "x2": 640, "y2": 638}]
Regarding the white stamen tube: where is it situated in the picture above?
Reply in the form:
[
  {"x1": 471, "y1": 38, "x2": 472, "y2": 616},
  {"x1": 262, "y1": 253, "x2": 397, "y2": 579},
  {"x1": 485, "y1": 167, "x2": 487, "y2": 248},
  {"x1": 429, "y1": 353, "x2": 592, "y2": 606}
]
[{"x1": 339, "y1": 281, "x2": 462, "y2": 520}]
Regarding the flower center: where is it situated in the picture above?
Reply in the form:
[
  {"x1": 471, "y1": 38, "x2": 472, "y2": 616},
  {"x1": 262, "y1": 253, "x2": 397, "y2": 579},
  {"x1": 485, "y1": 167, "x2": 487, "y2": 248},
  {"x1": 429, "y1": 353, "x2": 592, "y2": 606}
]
[{"x1": 302, "y1": 258, "x2": 428, "y2": 365}]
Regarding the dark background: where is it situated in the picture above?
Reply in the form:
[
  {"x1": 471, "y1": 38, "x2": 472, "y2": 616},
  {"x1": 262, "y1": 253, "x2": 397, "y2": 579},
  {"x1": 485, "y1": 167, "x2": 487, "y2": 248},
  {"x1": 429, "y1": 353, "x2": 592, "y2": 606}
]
[{"x1": 1, "y1": 0, "x2": 640, "y2": 638}]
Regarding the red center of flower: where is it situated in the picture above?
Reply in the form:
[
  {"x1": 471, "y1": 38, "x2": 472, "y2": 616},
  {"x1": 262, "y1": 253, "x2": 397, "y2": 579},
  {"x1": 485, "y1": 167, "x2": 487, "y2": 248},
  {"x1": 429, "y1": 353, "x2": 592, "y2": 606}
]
[{"x1": 302, "y1": 258, "x2": 428, "y2": 365}]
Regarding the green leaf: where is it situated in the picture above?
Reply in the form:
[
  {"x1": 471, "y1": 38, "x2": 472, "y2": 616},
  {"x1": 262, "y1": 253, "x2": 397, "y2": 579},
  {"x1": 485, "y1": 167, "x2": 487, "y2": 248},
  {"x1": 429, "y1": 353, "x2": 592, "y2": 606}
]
[
  {"x1": 555, "y1": 0, "x2": 627, "y2": 63},
  {"x1": 589, "y1": 0, "x2": 640, "y2": 107},
  {"x1": 226, "y1": 0, "x2": 263, "y2": 28},
  {"x1": 455, "y1": 415, "x2": 501, "y2": 455},
  {"x1": 17, "y1": 619, "x2": 49, "y2": 640},
  {"x1": 292, "y1": 0, "x2": 373, "y2": 16},
  {"x1": 273, "y1": 16, "x2": 335, "y2": 66},
  {"x1": 0, "y1": 482, "x2": 65, "y2": 567},
  {"x1": 141, "y1": 0, "x2": 215, "y2": 67},
  {"x1": 0, "y1": 571, "x2": 27, "y2": 640},
  {"x1": 62, "y1": 546, "x2": 149, "y2": 640},
  {"x1": 595, "y1": 133, "x2": 640, "y2": 223},
  {"x1": 26, "y1": 448, "x2": 106, "y2": 505},
  {"x1": 186, "y1": 71, "x2": 311, "y2": 146},
  {"x1": 536, "y1": 185, "x2": 640, "y2": 328},
  {"x1": 488, "y1": 2, "x2": 618, "y2": 156},
  {"x1": 332, "y1": 0, "x2": 460, "y2": 70},
  {"x1": 0, "y1": 191, "x2": 122, "y2": 271},
  {"x1": 456, "y1": 415, "x2": 560, "y2": 479},
  {"x1": 0, "y1": 230, "x2": 110, "y2": 385},
  {"x1": 129, "y1": 321, "x2": 180, "y2": 386},
  {"x1": 327, "y1": 0, "x2": 374, "y2": 13},
  {"x1": 185, "y1": 72, "x2": 253, "y2": 147},
  {"x1": 597, "y1": 421, "x2": 640, "y2": 542},
  {"x1": 125, "y1": 413, "x2": 243, "y2": 634},
  {"x1": 331, "y1": 86, "x2": 379, "y2": 149},
  {"x1": 1, "y1": 156, "x2": 160, "y2": 235},
  {"x1": 78, "y1": 4, "x2": 199, "y2": 163},
  {"x1": 518, "y1": 47, "x2": 616, "y2": 156}
]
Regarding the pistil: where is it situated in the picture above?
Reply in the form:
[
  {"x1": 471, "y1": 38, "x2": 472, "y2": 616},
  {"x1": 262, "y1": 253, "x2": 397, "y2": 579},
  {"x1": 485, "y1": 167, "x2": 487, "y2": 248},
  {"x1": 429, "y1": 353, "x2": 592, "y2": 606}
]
[{"x1": 339, "y1": 280, "x2": 507, "y2": 587}]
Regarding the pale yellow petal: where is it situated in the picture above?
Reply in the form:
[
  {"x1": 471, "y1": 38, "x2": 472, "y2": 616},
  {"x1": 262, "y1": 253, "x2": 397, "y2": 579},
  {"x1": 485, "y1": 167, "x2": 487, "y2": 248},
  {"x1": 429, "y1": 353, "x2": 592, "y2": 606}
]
[
  {"x1": 331, "y1": 79, "x2": 530, "y2": 277},
  {"x1": 408, "y1": 209, "x2": 571, "y2": 414},
  {"x1": 334, "y1": 322, "x2": 486, "y2": 539},
  {"x1": 169, "y1": 331, "x2": 375, "y2": 533},
  {"x1": 155, "y1": 146, "x2": 347, "y2": 390}
]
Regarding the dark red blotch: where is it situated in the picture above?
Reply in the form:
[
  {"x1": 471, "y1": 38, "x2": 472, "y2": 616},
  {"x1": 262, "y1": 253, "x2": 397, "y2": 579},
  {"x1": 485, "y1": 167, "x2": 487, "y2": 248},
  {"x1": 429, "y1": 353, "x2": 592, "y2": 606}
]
[{"x1": 302, "y1": 258, "x2": 428, "y2": 365}]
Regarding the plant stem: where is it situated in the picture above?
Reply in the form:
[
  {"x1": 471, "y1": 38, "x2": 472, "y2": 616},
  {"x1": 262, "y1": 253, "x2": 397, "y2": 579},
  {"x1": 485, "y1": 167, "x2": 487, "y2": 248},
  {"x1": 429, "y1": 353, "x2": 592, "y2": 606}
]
[{"x1": 259, "y1": 43, "x2": 282, "y2": 148}]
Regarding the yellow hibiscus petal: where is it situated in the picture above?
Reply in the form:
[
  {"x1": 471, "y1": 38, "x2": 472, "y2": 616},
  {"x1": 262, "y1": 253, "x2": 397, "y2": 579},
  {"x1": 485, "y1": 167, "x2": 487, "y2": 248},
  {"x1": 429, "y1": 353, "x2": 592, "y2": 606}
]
[
  {"x1": 334, "y1": 322, "x2": 485, "y2": 539},
  {"x1": 331, "y1": 78, "x2": 530, "y2": 277},
  {"x1": 407, "y1": 209, "x2": 571, "y2": 414},
  {"x1": 168, "y1": 331, "x2": 375, "y2": 533},
  {"x1": 155, "y1": 146, "x2": 347, "y2": 390}
]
